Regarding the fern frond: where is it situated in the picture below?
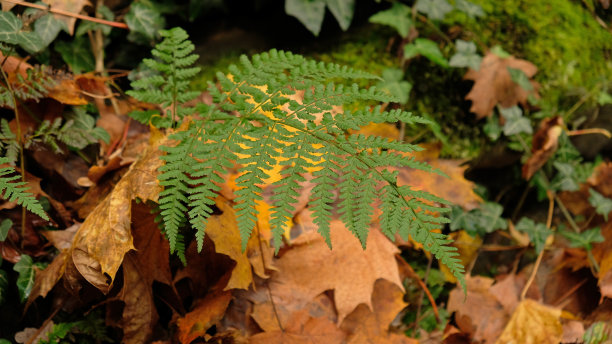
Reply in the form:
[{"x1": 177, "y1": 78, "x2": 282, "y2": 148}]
[
  {"x1": 0, "y1": 158, "x2": 48, "y2": 220},
  {"x1": 138, "y1": 28, "x2": 465, "y2": 285},
  {"x1": 127, "y1": 27, "x2": 201, "y2": 128}
]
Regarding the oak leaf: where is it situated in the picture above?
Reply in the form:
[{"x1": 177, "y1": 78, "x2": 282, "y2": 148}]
[{"x1": 464, "y1": 52, "x2": 539, "y2": 119}]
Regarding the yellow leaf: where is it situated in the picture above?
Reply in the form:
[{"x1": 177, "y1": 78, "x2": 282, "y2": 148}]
[
  {"x1": 495, "y1": 299, "x2": 563, "y2": 344},
  {"x1": 440, "y1": 230, "x2": 482, "y2": 283},
  {"x1": 206, "y1": 198, "x2": 253, "y2": 290}
]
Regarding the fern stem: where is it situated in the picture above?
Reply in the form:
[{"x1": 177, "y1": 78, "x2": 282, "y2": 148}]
[{"x1": 0, "y1": 62, "x2": 27, "y2": 249}]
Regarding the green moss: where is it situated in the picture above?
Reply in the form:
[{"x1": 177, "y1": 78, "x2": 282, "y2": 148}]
[{"x1": 445, "y1": 0, "x2": 612, "y2": 109}]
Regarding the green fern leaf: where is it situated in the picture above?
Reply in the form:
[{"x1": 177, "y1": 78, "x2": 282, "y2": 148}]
[{"x1": 0, "y1": 158, "x2": 48, "y2": 220}]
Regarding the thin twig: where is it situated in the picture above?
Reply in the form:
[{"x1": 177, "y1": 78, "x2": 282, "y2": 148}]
[
  {"x1": 413, "y1": 255, "x2": 433, "y2": 332},
  {"x1": 568, "y1": 128, "x2": 612, "y2": 138},
  {"x1": 520, "y1": 192, "x2": 554, "y2": 300},
  {"x1": 3, "y1": 0, "x2": 129, "y2": 29},
  {"x1": 398, "y1": 257, "x2": 440, "y2": 323}
]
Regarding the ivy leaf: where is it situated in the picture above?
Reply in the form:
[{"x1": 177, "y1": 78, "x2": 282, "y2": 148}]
[
  {"x1": 449, "y1": 40, "x2": 482, "y2": 70},
  {"x1": 515, "y1": 218, "x2": 551, "y2": 254},
  {"x1": 326, "y1": 0, "x2": 354, "y2": 31},
  {"x1": 0, "y1": 11, "x2": 22, "y2": 44},
  {"x1": 13, "y1": 255, "x2": 46, "y2": 302},
  {"x1": 17, "y1": 31, "x2": 45, "y2": 54},
  {"x1": 404, "y1": 38, "x2": 449, "y2": 67},
  {"x1": 415, "y1": 0, "x2": 453, "y2": 20},
  {"x1": 369, "y1": 2, "x2": 413, "y2": 38},
  {"x1": 0, "y1": 219, "x2": 11, "y2": 242},
  {"x1": 483, "y1": 113, "x2": 502, "y2": 141},
  {"x1": 0, "y1": 270, "x2": 7, "y2": 305},
  {"x1": 376, "y1": 68, "x2": 412, "y2": 104},
  {"x1": 508, "y1": 67, "x2": 534, "y2": 92},
  {"x1": 285, "y1": 0, "x2": 326, "y2": 36},
  {"x1": 126, "y1": 1, "x2": 165, "y2": 43},
  {"x1": 454, "y1": 0, "x2": 485, "y2": 18},
  {"x1": 55, "y1": 36, "x2": 95, "y2": 74},
  {"x1": 588, "y1": 189, "x2": 612, "y2": 221},
  {"x1": 560, "y1": 227, "x2": 604, "y2": 251},
  {"x1": 34, "y1": 14, "x2": 63, "y2": 49},
  {"x1": 500, "y1": 106, "x2": 532, "y2": 136},
  {"x1": 450, "y1": 202, "x2": 507, "y2": 237},
  {"x1": 551, "y1": 161, "x2": 580, "y2": 191},
  {"x1": 597, "y1": 91, "x2": 612, "y2": 106}
]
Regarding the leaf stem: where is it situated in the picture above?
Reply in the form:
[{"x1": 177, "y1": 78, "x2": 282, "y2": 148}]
[{"x1": 2, "y1": 0, "x2": 129, "y2": 29}]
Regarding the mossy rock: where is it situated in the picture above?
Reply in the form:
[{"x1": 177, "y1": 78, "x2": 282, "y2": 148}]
[{"x1": 445, "y1": 0, "x2": 612, "y2": 109}]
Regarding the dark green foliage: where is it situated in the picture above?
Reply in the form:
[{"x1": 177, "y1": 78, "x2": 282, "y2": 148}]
[
  {"x1": 560, "y1": 227, "x2": 604, "y2": 251},
  {"x1": 133, "y1": 29, "x2": 464, "y2": 286},
  {"x1": 0, "y1": 66, "x2": 54, "y2": 109},
  {"x1": 515, "y1": 217, "x2": 551, "y2": 254},
  {"x1": 127, "y1": 27, "x2": 201, "y2": 128},
  {"x1": 0, "y1": 158, "x2": 48, "y2": 220},
  {"x1": 13, "y1": 254, "x2": 46, "y2": 302},
  {"x1": 588, "y1": 189, "x2": 612, "y2": 221},
  {"x1": 450, "y1": 201, "x2": 507, "y2": 237},
  {"x1": 25, "y1": 107, "x2": 110, "y2": 154}
]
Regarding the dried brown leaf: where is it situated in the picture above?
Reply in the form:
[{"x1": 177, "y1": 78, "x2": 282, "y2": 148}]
[
  {"x1": 522, "y1": 117, "x2": 564, "y2": 180},
  {"x1": 464, "y1": 52, "x2": 539, "y2": 119}
]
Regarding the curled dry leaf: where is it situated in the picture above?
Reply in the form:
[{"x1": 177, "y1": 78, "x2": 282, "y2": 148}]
[
  {"x1": 495, "y1": 299, "x2": 563, "y2": 344},
  {"x1": 70, "y1": 137, "x2": 164, "y2": 292},
  {"x1": 522, "y1": 116, "x2": 564, "y2": 180},
  {"x1": 177, "y1": 290, "x2": 232, "y2": 344},
  {"x1": 464, "y1": 52, "x2": 539, "y2": 119}
]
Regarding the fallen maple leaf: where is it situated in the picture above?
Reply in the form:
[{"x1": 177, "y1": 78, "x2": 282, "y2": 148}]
[
  {"x1": 522, "y1": 116, "x2": 564, "y2": 180},
  {"x1": 465, "y1": 52, "x2": 539, "y2": 119},
  {"x1": 495, "y1": 299, "x2": 563, "y2": 344},
  {"x1": 268, "y1": 216, "x2": 403, "y2": 323},
  {"x1": 250, "y1": 310, "x2": 346, "y2": 344},
  {"x1": 341, "y1": 279, "x2": 417, "y2": 344},
  {"x1": 177, "y1": 290, "x2": 232, "y2": 344}
]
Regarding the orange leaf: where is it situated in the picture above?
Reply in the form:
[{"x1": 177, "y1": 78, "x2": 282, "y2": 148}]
[
  {"x1": 269, "y1": 216, "x2": 403, "y2": 323},
  {"x1": 177, "y1": 291, "x2": 232, "y2": 344},
  {"x1": 341, "y1": 279, "x2": 417, "y2": 344},
  {"x1": 250, "y1": 310, "x2": 346, "y2": 344}
]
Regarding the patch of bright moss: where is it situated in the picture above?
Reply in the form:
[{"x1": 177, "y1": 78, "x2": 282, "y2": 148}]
[{"x1": 445, "y1": 0, "x2": 612, "y2": 109}]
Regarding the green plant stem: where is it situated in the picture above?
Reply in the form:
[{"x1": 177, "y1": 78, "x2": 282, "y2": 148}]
[{"x1": 0, "y1": 62, "x2": 27, "y2": 249}]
